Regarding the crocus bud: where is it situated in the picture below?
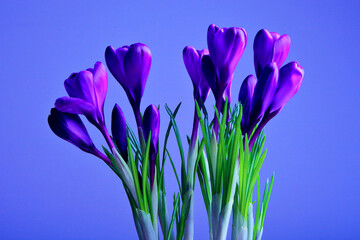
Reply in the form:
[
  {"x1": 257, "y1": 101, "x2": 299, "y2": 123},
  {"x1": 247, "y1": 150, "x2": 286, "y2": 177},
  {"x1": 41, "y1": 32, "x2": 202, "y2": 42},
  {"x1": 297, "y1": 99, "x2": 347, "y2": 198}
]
[
  {"x1": 249, "y1": 63, "x2": 279, "y2": 130},
  {"x1": 55, "y1": 62, "x2": 108, "y2": 128},
  {"x1": 142, "y1": 104, "x2": 160, "y2": 186},
  {"x1": 238, "y1": 75, "x2": 257, "y2": 134},
  {"x1": 105, "y1": 43, "x2": 151, "y2": 110},
  {"x1": 143, "y1": 104, "x2": 160, "y2": 152},
  {"x1": 183, "y1": 46, "x2": 210, "y2": 105},
  {"x1": 206, "y1": 24, "x2": 247, "y2": 97},
  {"x1": 111, "y1": 104, "x2": 128, "y2": 161},
  {"x1": 254, "y1": 29, "x2": 290, "y2": 78},
  {"x1": 48, "y1": 108, "x2": 109, "y2": 164}
]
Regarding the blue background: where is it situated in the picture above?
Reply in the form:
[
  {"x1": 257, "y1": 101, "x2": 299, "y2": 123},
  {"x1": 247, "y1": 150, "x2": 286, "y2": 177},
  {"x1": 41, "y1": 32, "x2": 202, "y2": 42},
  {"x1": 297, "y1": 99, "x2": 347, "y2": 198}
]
[{"x1": 1, "y1": 0, "x2": 359, "y2": 239}]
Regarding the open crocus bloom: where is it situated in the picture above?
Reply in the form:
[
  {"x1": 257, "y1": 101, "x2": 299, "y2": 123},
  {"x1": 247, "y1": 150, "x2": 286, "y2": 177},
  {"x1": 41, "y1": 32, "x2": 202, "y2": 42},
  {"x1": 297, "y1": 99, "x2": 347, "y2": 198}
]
[{"x1": 55, "y1": 62, "x2": 108, "y2": 129}]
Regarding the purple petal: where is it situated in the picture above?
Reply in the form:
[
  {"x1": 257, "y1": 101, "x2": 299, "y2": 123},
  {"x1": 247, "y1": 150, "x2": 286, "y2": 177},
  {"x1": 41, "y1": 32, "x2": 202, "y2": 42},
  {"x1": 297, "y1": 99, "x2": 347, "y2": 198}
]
[
  {"x1": 142, "y1": 104, "x2": 160, "y2": 187},
  {"x1": 269, "y1": 61, "x2": 304, "y2": 113},
  {"x1": 55, "y1": 97, "x2": 97, "y2": 124},
  {"x1": 207, "y1": 24, "x2": 247, "y2": 89},
  {"x1": 142, "y1": 104, "x2": 160, "y2": 148},
  {"x1": 123, "y1": 43, "x2": 151, "y2": 104},
  {"x1": 105, "y1": 43, "x2": 151, "y2": 108},
  {"x1": 183, "y1": 46, "x2": 210, "y2": 103},
  {"x1": 198, "y1": 76, "x2": 211, "y2": 104},
  {"x1": 105, "y1": 46, "x2": 126, "y2": 86},
  {"x1": 254, "y1": 29, "x2": 291, "y2": 78},
  {"x1": 64, "y1": 70, "x2": 96, "y2": 106},
  {"x1": 111, "y1": 104, "x2": 128, "y2": 161},
  {"x1": 87, "y1": 62, "x2": 108, "y2": 117},
  {"x1": 48, "y1": 108, "x2": 95, "y2": 153},
  {"x1": 254, "y1": 29, "x2": 274, "y2": 78},
  {"x1": 272, "y1": 34, "x2": 291, "y2": 69},
  {"x1": 201, "y1": 55, "x2": 217, "y2": 95},
  {"x1": 270, "y1": 32, "x2": 280, "y2": 41},
  {"x1": 250, "y1": 62, "x2": 279, "y2": 125},
  {"x1": 227, "y1": 27, "x2": 247, "y2": 73},
  {"x1": 183, "y1": 46, "x2": 201, "y2": 87},
  {"x1": 239, "y1": 74, "x2": 257, "y2": 132}
]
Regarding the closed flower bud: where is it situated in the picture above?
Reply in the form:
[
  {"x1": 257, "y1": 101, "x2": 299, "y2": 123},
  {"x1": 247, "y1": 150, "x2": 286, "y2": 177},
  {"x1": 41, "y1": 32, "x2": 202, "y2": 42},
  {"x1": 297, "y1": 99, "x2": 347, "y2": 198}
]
[
  {"x1": 183, "y1": 46, "x2": 210, "y2": 104},
  {"x1": 142, "y1": 104, "x2": 160, "y2": 186},
  {"x1": 254, "y1": 29, "x2": 290, "y2": 78},
  {"x1": 206, "y1": 24, "x2": 247, "y2": 98},
  {"x1": 48, "y1": 108, "x2": 109, "y2": 164},
  {"x1": 105, "y1": 43, "x2": 151, "y2": 110},
  {"x1": 111, "y1": 104, "x2": 128, "y2": 161},
  {"x1": 238, "y1": 75, "x2": 257, "y2": 134}
]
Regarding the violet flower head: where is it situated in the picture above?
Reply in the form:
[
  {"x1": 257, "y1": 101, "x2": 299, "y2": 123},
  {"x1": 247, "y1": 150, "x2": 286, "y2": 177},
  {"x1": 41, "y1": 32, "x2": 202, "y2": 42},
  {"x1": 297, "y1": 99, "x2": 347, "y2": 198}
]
[
  {"x1": 266, "y1": 61, "x2": 304, "y2": 117},
  {"x1": 143, "y1": 104, "x2": 160, "y2": 151},
  {"x1": 142, "y1": 104, "x2": 160, "y2": 186},
  {"x1": 183, "y1": 46, "x2": 210, "y2": 105},
  {"x1": 249, "y1": 61, "x2": 304, "y2": 148},
  {"x1": 204, "y1": 24, "x2": 247, "y2": 98},
  {"x1": 55, "y1": 62, "x2": 108, "y2": 128},
  {"x1": 111, "y1": 104, "x2": 128, "y2": 161},
  {"x1": 249, "y1": 62, "x2": 279, "y2": 130},
  {"x1": 48, "y1": 108, "x2": 109, "y2": 164},
  {"x1": 254, "y1": 29, "x2": 291, "y2": 78},
  {"x1": 238, "y1": 74, "x2": 257, "y2": 133},
  {"x1": 105, "y1": 43, "x2": 151, "y2": 110}
]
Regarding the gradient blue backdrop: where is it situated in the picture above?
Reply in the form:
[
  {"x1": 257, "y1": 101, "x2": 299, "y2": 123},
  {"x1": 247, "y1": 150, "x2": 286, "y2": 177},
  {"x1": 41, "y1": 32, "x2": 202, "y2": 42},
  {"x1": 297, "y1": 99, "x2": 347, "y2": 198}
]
[{"x1": 1, "y1": 0, "x2": 359, "y2": 239}]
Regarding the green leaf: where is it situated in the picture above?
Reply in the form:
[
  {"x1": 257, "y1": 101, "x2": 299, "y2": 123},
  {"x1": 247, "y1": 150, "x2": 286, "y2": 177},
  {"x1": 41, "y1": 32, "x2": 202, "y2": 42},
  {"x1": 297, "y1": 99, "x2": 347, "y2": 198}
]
[
  {"x1": 161, "y1": 102, "x2": 181, "y2": 171},
  {"x1": 261, "y1": 172, "x2": 275, "y2": 228},
  {"x1": 127, "y1": 138, "x2": 144, "y2": 210},
  {"x1": 166, "y1": 149, "x2": 182, "y2": 194},
  {"x1": 167, "y1": 194, "x2": 180, "y2": 240},
  {"x1": 165, "y1": 104, "x2": 186, "y2": 191},
  {"x1": 193, "y1": 138, "x2": 206, "y2": 189},
  {"x1": 142, "y1": 133, "x2": 151, "y2": 214},
  {"x1": 127, "y1": 124, "x2": 142, "y2": 156}
]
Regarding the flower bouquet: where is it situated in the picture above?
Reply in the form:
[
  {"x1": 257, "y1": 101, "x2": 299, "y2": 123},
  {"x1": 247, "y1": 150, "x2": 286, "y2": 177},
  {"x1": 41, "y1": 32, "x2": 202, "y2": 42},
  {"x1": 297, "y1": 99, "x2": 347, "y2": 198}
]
[{"x1": 48, "y1": 24, "x2": 304, "y2": 240}]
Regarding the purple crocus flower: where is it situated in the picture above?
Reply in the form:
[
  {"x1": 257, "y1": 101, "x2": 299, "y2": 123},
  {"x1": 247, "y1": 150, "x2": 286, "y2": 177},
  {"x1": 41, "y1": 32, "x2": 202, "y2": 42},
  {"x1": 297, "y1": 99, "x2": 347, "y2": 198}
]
[
  {"x1": 254, "y1": 29, "x2": 291, "y2": 78},
  {"x1": 48, "y1": 108, "x2": 109, "y2": 164},
  {"x1": 183, "y1": 46, "x2": 211, "y2": 105},
  {"x1": 205, "y1": 24, "x2": 247, "y2": 100},
  {"x1": 105, "y1": 43, "x2": 151, "y2": 127},
  {"x1": 249, "y1": 62, "x2": 304, "y2": 147},
  {"x1": 248, "y1": 62, "x2": 279, "y2": 133},
  {"x1": 267, "y1": 61, "x2": 304, "y2": 115},
  {"x1": 183, "y1": 46, "x2": 211, "y2": 148},
  {"x1": 142, "y1": 104, "x2": 160, "y2": 187},
  {"x1": 111, "y1": 104, "x2": 128, "y2": 161},
  {"x1": 238, "y1": 74, "x2": 257, "y2": 134},
  {"x1": 55, "y1": 62, "x2": 108, "y2": 129}
]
